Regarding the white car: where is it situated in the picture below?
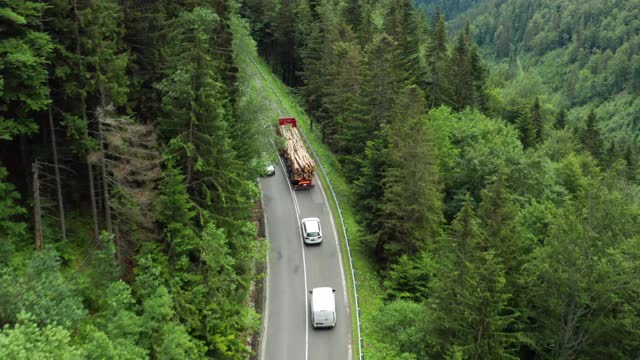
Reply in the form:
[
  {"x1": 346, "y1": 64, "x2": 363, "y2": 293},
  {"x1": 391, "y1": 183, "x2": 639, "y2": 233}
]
[
  {"x1": 263, "y1": 164, "x2": 276, "y2": 177},
  {"x1": 301, "y1": 217, "x2": 322, "y2": 244}
]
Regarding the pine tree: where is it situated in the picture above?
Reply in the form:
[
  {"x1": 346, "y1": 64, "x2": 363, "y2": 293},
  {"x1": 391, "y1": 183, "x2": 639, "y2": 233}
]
[
  {"x1": 450, "y1": 28, "x2": 473, "y2": 110},
  {"x1": 531, "y1": 97, "x2": 544, "y2": 144},
  {"x1": 298, "y1": 0, "x2": 339, "y2": 128},
  {"x1": 425, "y1": 7, "x2": 452, "y2": 108},
  {"x1": 77, "y1": 0, "x2": 129, "y2": 107},
  {"x1": 361, "y1": 33, "x2": 406, "y2": 134},
  {"x1": 450, "y1": 22, "x2": 488, "y2": 111},
  {"x1": 605, "y1": 141, "x2": 619, "y2": 167},
  {"x1": 467, "y1": 25, "x2": 489, "y2": 111},
  {"x1": 581, "y1": 109, "x2": 604, "y2": 161},
  {"x1": 342, "y1": 0, "x2": 363, "y2": 34},
  {"x1": 321, "y1": 38, "x2": 367, "y2": 175},
  {"x1": 623, "y1": 144, "x2": 637, "y2": 180},
  {"x1": 517, "y1": 111, "x2": 536, "y2": 149},
  {"x1": 122, "y1": 0, "x2": 168, "y2": 122},
  {"x1": 477, "y1": 175, "x2": 524, "y2": 278},
  {"x1": 383, "y1": 0, "x2": 424, "y2": 85},
  {"x1": 555, "y1": 108, "x2": 567, "y2": 130},
  {"x1": 157, "y1": 7, "x2": 240, "y2": 214},
  {"x1": 377, "y1": 86, "x2": 443, "y2": 263},
  {"x1": 271, "y1": 0, "x2": 300, "y2": 85},
  {"x1": 319, "y1": 22, "x2": 357, "y2": 146},
  {"x1": 354, "y1": 130, "x2": 389, "y2": 256},
  {"x1": 426, "y1": 196, "x2": 516, "y2": 359}
]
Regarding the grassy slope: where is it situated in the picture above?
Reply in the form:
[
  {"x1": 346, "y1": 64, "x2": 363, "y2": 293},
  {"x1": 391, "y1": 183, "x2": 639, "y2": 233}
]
[{"x1": 231, "y1": 16, "x2": 383, "y2": 358}]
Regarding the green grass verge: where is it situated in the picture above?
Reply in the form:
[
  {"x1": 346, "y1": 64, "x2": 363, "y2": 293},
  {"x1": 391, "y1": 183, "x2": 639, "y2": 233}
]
[{"x1": 249, "y1": 55, "x2": 384, "y2": 358}]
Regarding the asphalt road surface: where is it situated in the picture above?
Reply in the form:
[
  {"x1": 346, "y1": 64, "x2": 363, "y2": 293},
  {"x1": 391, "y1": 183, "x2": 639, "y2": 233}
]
[{"x1": 259, "y1": 159, "x2": 352, "y2": 360}]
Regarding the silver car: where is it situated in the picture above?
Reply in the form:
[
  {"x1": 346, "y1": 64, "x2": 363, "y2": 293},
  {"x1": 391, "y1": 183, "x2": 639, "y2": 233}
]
[{"x1": 301, "y1": 217, "x2": 322, "y2": 244}]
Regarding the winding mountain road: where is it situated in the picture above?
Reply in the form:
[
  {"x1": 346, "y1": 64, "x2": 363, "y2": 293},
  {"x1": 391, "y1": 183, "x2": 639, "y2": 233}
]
[{"x1": 259, "y1": 158, "x2": 352, "y2": 360}]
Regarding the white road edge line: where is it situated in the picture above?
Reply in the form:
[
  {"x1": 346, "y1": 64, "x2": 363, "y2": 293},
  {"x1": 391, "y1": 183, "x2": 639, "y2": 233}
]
[
  {"x1": 258, "y1": 180, "x2": 271, "y2": 360},
  {"x1": 315, "y1": 174, "x2": 352, "y2": 360},
  {"x1": 276, "y1": 153, "x2": 309, "y2": 360}
]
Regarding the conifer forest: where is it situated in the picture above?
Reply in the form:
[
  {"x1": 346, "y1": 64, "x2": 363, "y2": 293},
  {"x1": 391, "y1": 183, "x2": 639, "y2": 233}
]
[{"x1": 1, "y1": 0, "x2": 640, "y2": 359}]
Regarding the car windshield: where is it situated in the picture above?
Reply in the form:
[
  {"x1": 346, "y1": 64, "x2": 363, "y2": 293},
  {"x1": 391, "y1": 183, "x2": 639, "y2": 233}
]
[{"x1": 307, "y1": 231, "x2": 320, "y2": 237}]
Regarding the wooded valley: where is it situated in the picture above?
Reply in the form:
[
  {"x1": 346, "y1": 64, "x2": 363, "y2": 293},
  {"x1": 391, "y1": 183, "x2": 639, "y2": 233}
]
[
  {"x1": 242, "y1": 0, "x2": 640, "y2": 358},
  {"x1": 1, "y1": 0, "x2": 640, "y2": 359},
  {"x1": 1, "y1": 1, "x2": 268, "y2": 358}
]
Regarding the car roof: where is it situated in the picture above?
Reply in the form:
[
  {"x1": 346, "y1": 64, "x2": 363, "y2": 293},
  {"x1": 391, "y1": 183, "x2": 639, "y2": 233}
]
[
  {"x1": 302, "y1": 217, "x2": 320, "y2": 231},
  {"x1": 311, "y1": 287, "x2": 335, "y2": 311}
]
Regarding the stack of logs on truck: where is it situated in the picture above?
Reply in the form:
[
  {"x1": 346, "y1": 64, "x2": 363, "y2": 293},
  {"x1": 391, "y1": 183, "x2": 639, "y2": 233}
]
[{"x1": 277, "y1": 118, "x2": 315, "y2": 190}]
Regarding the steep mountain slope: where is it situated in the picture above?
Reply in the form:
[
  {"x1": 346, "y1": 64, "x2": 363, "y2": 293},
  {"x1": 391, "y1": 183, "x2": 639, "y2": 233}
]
[{"x1": 423, "y1": 0, "x2": 640, "y2": 142}]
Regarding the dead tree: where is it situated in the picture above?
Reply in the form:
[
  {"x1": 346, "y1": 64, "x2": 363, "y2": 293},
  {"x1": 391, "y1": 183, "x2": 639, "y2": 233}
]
[
  {"x1": 47, "y1": 91, "x2": 67, "y2": 241},
  {"x1": 97, "y1": 110, "x2": 114, "y2": 234},
  {"x1": 97, "y1": 105, "x2": 162, "y2": 281},
  {"x1": 40, "y1": 19, "x2": 67, "y2": 241},
  {"x1": 33, "y1": 161, "x2": 43, "y2": 250}
]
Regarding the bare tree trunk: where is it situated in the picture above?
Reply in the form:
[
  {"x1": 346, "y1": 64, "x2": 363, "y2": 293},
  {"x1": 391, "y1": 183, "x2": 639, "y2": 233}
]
[
  {"x1": 40, "y1": 10, "x2": 66, "y2": 241},
  {"x1": 98, "y1": 115, "x2": 113, "y2": 233},
  {"x1": 87, "y1": 161, "x2": 100, "y2": 245},
  {"x1": 33, "y1": 161, "x2": 43, "y2": 250},
  {"x1": 96, "y1": 168, "x2": 103, "y2": 220},
  {"x1": 48, "y1": 94, "x2": 67, "y2": 241}
]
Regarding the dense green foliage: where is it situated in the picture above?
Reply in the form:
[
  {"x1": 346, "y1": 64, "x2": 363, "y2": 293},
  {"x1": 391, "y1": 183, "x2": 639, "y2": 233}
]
[
  {"x1": 421, "y1": 0, "x2": 640, "y2": 144},
  {"x1": 242, "y1": 0, "x2": 640, "y2": 358},
  {"x1": 1, "y1": 0, "x2": 268, "y2": 358}
]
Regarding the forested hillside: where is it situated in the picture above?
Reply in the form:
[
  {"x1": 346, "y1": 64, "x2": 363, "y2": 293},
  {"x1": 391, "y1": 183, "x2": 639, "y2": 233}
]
[
  {"x1": 419, "y1": 0, "x2": 640, "y2": 143},
  {"x1": 242, "y1": 0, "x2": 640, "y2": 358},
  {"x1": 1, "y1": 1, "x2": 269, "y2": 358}
]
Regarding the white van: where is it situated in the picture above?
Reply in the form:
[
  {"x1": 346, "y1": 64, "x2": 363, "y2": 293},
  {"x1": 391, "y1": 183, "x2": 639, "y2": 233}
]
[{"x1": 309, "y1": 287, "x2": 336, "y2": 328}]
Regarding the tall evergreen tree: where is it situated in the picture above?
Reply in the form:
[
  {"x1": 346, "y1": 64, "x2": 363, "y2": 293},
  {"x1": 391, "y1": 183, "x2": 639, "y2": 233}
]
[
  {"x1": 321, "y1": 38, "x2": 367, "y2": 177},
  {"x1": 605, "y1": 141, "x2": 619, "y2": 167},
  {"x1": 477, "y1": 174, "x2": 527, "y2": 342},
  {"x1": 354, "y1": 129, "x2": 389, "y2": 256},
  {"x1": 298, "y1": 0, "x2": 338, "y2": 128},
  {"x1": 477, "y1": 175, "x2": 524, "y2": 278},
  {"x1": 319, "y1": 22, "x2": 357, "y2": 145},
  {"x1": 580, "y1": 109, "x2": 604, "y2": 161},
  {"x1": 342, "y1": 0, "x2": 363, "y2": 35},
  {"x1": 157, "y1": 7, "x2": 239, "y2": 211},
  {"x1": 517, "y1": 111, "x2": 536, "y2": 149},
  {"x1": 623, "y1": 144, "x2": 637, "y2": 180},
  {"x1": 377, "y1": 86, "x2": 443, "y2": 263},
  {"x1": 425, "y1": 7, "x2": 451, "y2": 108},
  {"x1": 122, "y1": 0, "x2": 168, "y2": 122},
  {"x1": 531, "y1": 97, "x2": 544, "y2": 144},
  {"x1": 361, "y1": 33, "x2": 406, "y2": 134},
  {"x1": 450, "y1": 22, "x2": 488, "y2": 111},
  {"x1": 383, "y1": 0, "x2": 424, "y2": 85},
  {"x1": 555, "y1": 108, "x2": 567, "y2": 130},
  {"x1": 450, "y1": 27, "x2": 473, "y2": 110},
  {"x1": 426, "y1": 196, "x2": 516, "y2": 359},
  {"x1": 467, "y1": 25, "x2": 489, "y2": 111}
]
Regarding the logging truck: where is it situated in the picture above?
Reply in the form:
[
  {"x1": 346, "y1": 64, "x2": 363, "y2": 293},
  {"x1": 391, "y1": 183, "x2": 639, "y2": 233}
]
[{"x1": 277, "y1": 118, "x2": 315, "y2": 190}]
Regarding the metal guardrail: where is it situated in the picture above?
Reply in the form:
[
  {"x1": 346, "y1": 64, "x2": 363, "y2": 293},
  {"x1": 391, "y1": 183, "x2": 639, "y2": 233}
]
[{"x1": 247, "y1": 54, "x2": 364, "y2": 360}]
